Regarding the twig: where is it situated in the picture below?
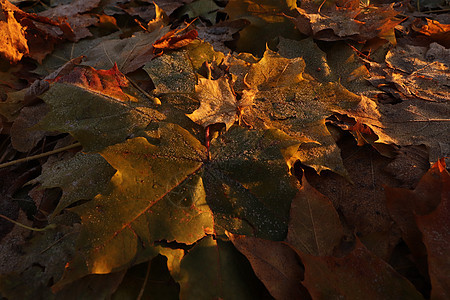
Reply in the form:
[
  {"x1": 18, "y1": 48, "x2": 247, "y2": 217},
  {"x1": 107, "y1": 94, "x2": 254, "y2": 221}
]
[
  {"x1": 0, "y1": 142, "x2": 81, "y2": 169},
  {"x1": 137, "y1": 260, "x2": 152, "y2": 300},
  {"x1": 126, "y1": 75, "x2": 162, "y2": 105},
  {"x1": 0, "y1": 214, "x2": 56, "y2": 232}
]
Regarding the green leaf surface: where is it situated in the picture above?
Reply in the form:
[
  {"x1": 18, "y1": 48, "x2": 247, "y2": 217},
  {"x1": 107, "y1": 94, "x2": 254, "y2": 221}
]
[
  {"x1": 36, "y1": 152, "x2": 116, "y2": 217},
  {"x1": 173, "y1": 236, "x2": 269, "y2": 300},
  {"x1": 143, "y1": 50, "x2": 196, "y2": 94},
  {"x1": 224, "y1": 0, "x2": 300, "y2": 56},
  {"x1": 54, "y1": 123, "x2": 298, "y2": 287},
  {"x1": 39, "y1": 78, "x2": 165, "y2": 151}
]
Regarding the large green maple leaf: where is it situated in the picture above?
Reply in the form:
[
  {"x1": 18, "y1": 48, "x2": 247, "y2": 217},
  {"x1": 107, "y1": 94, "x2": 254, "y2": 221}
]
[{"x1": 53, "y1": 123, "x2": 299, "y2": 288}]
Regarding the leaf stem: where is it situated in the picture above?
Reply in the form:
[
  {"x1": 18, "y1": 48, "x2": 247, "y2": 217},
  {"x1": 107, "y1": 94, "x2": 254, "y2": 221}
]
[
  {"x1": 0, "y1": 142, "x2": 81, "y2": 169},
  {"x1": 0, "y1": 214, "x2": 56, "y2": 231}
]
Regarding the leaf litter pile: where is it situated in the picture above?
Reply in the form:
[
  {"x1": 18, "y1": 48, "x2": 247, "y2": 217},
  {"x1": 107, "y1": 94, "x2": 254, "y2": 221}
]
[{"x1": 0, "y1": 0, "x2": 449, "y2": 298}]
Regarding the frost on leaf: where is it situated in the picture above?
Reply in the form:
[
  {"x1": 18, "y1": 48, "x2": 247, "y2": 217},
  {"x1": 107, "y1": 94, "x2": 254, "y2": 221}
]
[
  {"x1": 293, "y1": 0, "x2": 403, "y2": 44},
  {"x1": 53, "y1": 123, "x2": 299, "y2": 288},
  {"x1": 38, "y1": 64, "x2": 166, "y2": 152},
  {"x1": 227, "y1": 48, "x2": 362, "y2": 175},
  {"x1": 187, "y1": 77, "x2": 239, "y2": 130}
]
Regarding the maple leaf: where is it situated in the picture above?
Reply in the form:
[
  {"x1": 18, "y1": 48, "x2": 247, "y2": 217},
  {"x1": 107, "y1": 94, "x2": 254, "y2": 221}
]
[
  {"x1": 227, "y1": 48, "x2": 362, "y2": 174},
  {"x1": 81, "y1": 28, "x2": 170, "y2": 74},
  {"x1": 37, "y1": 64, "x2": 165, "y2": 151},
  {"x1": 38, "y1": 0, "x2": 101, "y2": 41},
  {"x1": 0, "y1": 225, "x2": 78, "y2": 299},
  {"x1": 415, "y1": 159, "x2": 450, "y2": 300},
  {"x1": 297, "y1": 239, "x2": 424, "y2": 299},
  {"x1": 411, "y1": 18, "x2": 450, "y2": 48},
  {"x1": 143, "y1": 50, "x2": 196, "y2": 94},
  {"x1": 35, "y1": 152, "x2": 116, "y2": 217},
  {"x1": 286, "y1": 175, "x2": 344, "y2": 256},
  {"x1": 349, "y1": 95, "x2": 450, "y2": 163},
  {"x1": 292, "y1": 0, "x2": 403, "y2": 44},
  {"x1": 186, "y1": 77, "x2": 240, "y2": 130},
  {"x1": 0, "y1": 1, "x2": 28, "y2": 62},
  {"x1": 367, "y1": 42, "x2": 450, "y2": 103},
  {"x1": 52, "y1": 123, "x2": 299, "y2": 288}
]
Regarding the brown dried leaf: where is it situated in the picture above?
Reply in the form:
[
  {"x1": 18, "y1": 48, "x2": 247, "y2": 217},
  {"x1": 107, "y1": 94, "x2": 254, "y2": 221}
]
[
  {"x1": 416, "y1": 159, "x2": 450, "y2": 300},
  {"x1": 228, "y1": 233, "x2": 311, "y2": 300},
  {"x1": 412, "y1": 18, "x2": 450, "y2": 48},
  {"x1": 286, "y1": 176, "x2": 344, "y2": 256},
  {"x1": 292, "y1": 0, "x2": 403, "y2": 44},
  {"x1": 297, "y1": 240, "x2": 424, "y2": 300},
  {"x1": 384, "y1": 159, "x2": 447, "y2": 274}
]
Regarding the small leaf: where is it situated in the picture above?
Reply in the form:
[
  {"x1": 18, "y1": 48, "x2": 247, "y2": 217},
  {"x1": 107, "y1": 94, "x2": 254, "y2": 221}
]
[
  {"x1": 229, "y1": 233, "x2": 311, "y2": 300},
  {"x1": 286, "y1": 176, "x2": 344, "y2": 256},
  {"x1": 186, "y1": 77, "x2": 238, "y2": 130}
]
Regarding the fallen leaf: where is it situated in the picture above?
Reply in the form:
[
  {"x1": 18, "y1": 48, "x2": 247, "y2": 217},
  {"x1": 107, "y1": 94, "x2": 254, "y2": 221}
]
[
  {"x1": 10, "y1": 103, "x2": 54, "y2": 152},
  {"x1": 416, "y1": 159, "x2": 450, "y2": 300},
  {"x1": 286, "y1": 175, "x2": 344, "y2": 256},
  {"x1": 0, "y1": 1, "x2": 28, "y2": 62},
  {"x1": 292, "y1": 0, "x2": 403, "y2": 44},
  {"x1": 38, "y1": 64, "x2": 165, "y2": 151},
  {"x1": 143, "y1": 50, "x2": 196, "y2": 94},
  {"x1": 297, "y1": 240, "x2": 424, "y2": 300},
  {"x1": 173, "y1": 236, "x2": 270, "y2": 299},
  {"x1": 35, "y1": 152, "x2": 116, "y2": 217},
  {"x1": 227, "y1": 48, "x2": 362, "y2": 175},
  {"x1": 367, "y1": 42, "x2": 450, "y2": 103},
  {"x1": 82, "y1": 29, "x2": 170, "y2": 74},
  {"x1": 384, "y1": 159, "x2": 447, "y2": 275},
  {"x1": 229, "y1": 233, "x2": 311, "y2": 300},
  {"x1": 52, "y1": 123, "x2": 299, "y2": 288},
  {"x1": 224, "y1": 0, "x2": 301, "y2": 56},
  {"x1": 152, "y1": 28, "x2": 198, "y2": 52},
  {"x1": 39, "y1": 0, "x2": 101, "y2": 41},
  {"x1": 186, "y1": 77, "x2": 239, "y2": 130},
  {"x1": 0, "y1": 0, "x2": 76, "y2": 63},
  {"x1": 350, "y1": 95, "x2": 450, "y2": 163},
  {"x1": 412, "y1": 18, "x2": 450, "y2": 48}
]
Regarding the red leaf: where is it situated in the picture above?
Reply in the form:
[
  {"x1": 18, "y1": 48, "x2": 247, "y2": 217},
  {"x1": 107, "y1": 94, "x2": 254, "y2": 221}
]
[
  {"x1": 385, "y1": 158, "x2": 447, "y2": 275},
  {"x1": 50, "y1": 63, "x2": 130, "y2": 101},
  {"x1": 153, "y1": 29, "x2": 198, "y2": 51},
  {"x1": 416, "y1": 159, "x2": 450, "y2": 300}
]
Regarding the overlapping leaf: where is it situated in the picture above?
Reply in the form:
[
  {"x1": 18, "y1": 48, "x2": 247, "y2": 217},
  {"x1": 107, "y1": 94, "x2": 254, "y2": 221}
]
[
  {"x1": 54, "y1": 123, "x2": 299, "y2": 288},
  {"x1": 173, "y1": 236, "x2": 268, "y2": 300},
  {"x1": 38, "y1": 64, "x2": 165, "y2": 151},
  {"x1": 293, "y1": 0, "x2": 403, "y2": 44},
  {"x1": 226, "y1": 48, "x2": 362, "y2": 174}
]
